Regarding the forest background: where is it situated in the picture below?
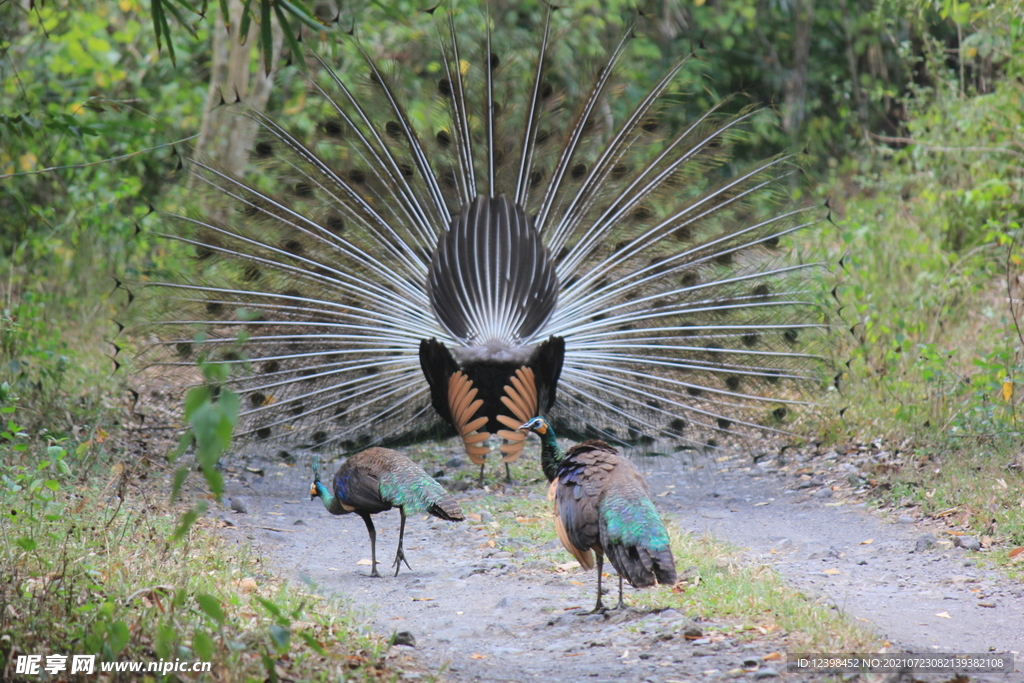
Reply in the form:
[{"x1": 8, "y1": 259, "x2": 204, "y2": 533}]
[{"x1": 1, "y1": 0, "x2": 1023, "y2": 677}]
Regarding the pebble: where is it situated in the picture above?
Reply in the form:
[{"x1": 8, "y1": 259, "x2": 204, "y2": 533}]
[
  {"x1": 753, "y1": 667, "x2": 779, "y2": 679},
  {"x1": 229, "y1": 496, "x2": 249, "y2": 514},
  {"x1": 814, "y1": 488, "x2": 833, "y2": 499},
  {"x1": 956, "y1": 536, "x2": 982, "y2": 551},
  {"x1": 896, "y1": 515, "x2": 915, "y2": 524},
  {"x1": 978, "y1": 601, "x2": 996, "y2": 608},
  {"x1": 391, "y1": 631, "x2": 416, "y2": 647},
  {"x1": 445, "y1": 457, "x2": 464, "y2": 468},
  {"x1": 915, "y1": 534, "x2": 936, "y2": 552}
]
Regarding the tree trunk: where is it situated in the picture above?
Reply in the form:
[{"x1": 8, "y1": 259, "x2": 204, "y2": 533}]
[
  {"x1": 782, "y1": 0, "x2": 814, "y2": 136},
  {"x1": 195, "y1": 0, "x2": 283, "y2": 179}
]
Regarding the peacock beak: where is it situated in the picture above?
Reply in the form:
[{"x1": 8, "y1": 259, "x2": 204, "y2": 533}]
[{"x1": 309, "y1": 482, "x2": 318, "y2": 500}]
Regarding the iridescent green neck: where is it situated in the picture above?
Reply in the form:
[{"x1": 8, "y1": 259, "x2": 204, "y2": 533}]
[
  {"x1": 538, "y1": 426, "x2": 564, "y2": 482},
  {"x1": 314, "y1": 479, "x2": 347, "y2": 515}
]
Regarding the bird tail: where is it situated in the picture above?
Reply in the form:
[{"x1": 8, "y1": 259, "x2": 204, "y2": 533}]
[
  {"x1": 600, "y1": 494, "x2": 677, "y2": 588},
  {"x1": 427, "y1": 497, "x2": 465, "y2": 523},
  {"x1": 128, "y1": 8, "x2": 831, "y2": 459}
]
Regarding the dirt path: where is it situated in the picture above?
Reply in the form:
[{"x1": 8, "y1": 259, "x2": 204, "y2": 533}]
[{"x1": 217, "y1": 445, "x2": 1023, "y2": 682}]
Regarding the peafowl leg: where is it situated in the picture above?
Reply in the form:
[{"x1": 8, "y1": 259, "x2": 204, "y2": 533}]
[
  {"x1": 478, "y1": 463, "x2": 486, "y2": 486},
  {"x1": 359, "y1": 513, "x2": 380, "y2": 578},
  {"x1": 392, "y1": 507, "x2": 413, "y2": 576},
  {"x1": 504, "y1": 462, "x2": 515, "y2": 485},
  {"x1": 616, "y1": 575, "x2": 625, "y2": 610},
  {"x1": 590, "y1": 551, "x2": 607, "y2": 614}
]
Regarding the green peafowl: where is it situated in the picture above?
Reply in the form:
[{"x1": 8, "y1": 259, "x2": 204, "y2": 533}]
[
  {"x1": 309, "y1": 448, "x2": 464, "y2": 577},
  {"x1": 519, "y1": 416, "x2": 676, "y2": 612},
  {"x1": 135, "y1": 4, "x2": 830, "y2": 483}
]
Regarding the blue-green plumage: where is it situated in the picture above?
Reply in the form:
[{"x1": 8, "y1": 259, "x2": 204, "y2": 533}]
[
  {"x1": 310, "y1": 447, "x2": 464, "y2": 577},
  {"x1": 520, "y1": 416, "x2": 677, "y2": 611}
]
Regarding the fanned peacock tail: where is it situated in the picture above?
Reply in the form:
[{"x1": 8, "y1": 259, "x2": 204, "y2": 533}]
[{"x1": 132, "y1": 5, "x2": 831, "y2": 464}]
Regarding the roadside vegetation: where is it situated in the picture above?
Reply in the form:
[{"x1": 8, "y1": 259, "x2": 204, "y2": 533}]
[{"x1": 2, "y1": 0, "x2": 1023, "y2": 676}]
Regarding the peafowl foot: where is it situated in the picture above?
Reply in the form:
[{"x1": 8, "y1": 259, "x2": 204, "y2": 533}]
[
  {"x1": 369, "y1": 565, "x2": 381, "y2": 578},
  {"x1": 392, "y1": 548, "x2": 412, "y2": 576}
]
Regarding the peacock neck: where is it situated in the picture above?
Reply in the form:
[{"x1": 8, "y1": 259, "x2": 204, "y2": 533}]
[
  {"x1": 314, "y1": 480, "x2": 347, "y2": 515},
  {"x1": 538, "y1": 427, "x2": 564, "y2": 482}
]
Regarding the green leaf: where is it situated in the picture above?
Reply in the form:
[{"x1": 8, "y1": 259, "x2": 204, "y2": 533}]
[
  {"x1": 298, "y1": 629, "x2": 326, "y2": 656},
  {"x1": 106, "y1": 620, "x2": 130, "y2": 654},
  {"x1": 155, "y1": 622, "x2": 176, "y2": 660},
  {"x1": 170, "y1": 466, "x2": 189, "y2": 503},
  {"x1": 274, "y1": 4, "x2": 302, "y2": 68},
  {"x1": 269, "y1": 624, "x2": 290, "y2": 652},
  {"x1": 171, "y1": 503, "x2": 205, "y2": 542},
  {"x1": 195, "y1": 592, "x2": 225, "y2": 626},
  {"x1": 239, "y1": 0, "x2": 253, "y2": 45},
  {"x1": 15, "y1": 536, "x2": 37, "y2": 552},
  {"x1": 254, "y1": 595, "x2": 286, "y2": 621},
  {"x1": 193, "y1": 629, "x2": 215, "y2": 661},
  {"x1": 261, "y1": 652, "x2": 279, "y2": 683},
  {"x1": 260, "y1": 0, "x2": 273, "y2": 76}
]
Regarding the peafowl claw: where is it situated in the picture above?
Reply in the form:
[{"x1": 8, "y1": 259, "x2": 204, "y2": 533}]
[
  {"x1": 369, "y1": 565, "x2": 381, "y2": 579},
  {"x1": 392, "y1": 548, "x2": 412, "y2": 576}
]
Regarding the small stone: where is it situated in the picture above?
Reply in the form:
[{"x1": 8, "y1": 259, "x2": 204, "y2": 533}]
[
  {"x1": 449, "y1": 479, "x2": 473, "y2": 492},
  {"x1": 293, "y1": 519, "x2": 306, "y2": 526},
  {"x1": 445, "y1": 457, "x2": 464, "y2": 468},
  {"x1": 683, "y1": 626, "x2": 704, "y2": 639},
  {"x1": 956, "y1": 536, "x2": 982, "y2": 551},
  {"x1": 896, "y1": 515, "x2": 915, "y2": 524},
  {"x1": 754, "y1": 667, "x2": 779, "y2": 679},
  {"x1": 218, "y1": 515, "x2": 236, "y2": 527},
  {"x1": 915, "y1": 534, "x2": 936, "y2": 552},
  {"x1": 978, "y1": 601, "x2": 996, "y2": 608},
  {"x1": 229, "y1": 497, "x2": 249, "y2": 514},
  {"x1": 391, "y1": 631, "x2": 416, "y2": 647},
  {"x1": 494, "y1": 596, "x2": 512, "y2": 609},
  {"x1": 479, "y1": 510, "x2": 494, "y2": 522},
  {"x1": 814, "y1": 488, "x2": 834, "y2": 499}
]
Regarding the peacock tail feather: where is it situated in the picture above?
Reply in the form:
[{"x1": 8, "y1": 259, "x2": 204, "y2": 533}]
[{"x1": 130, "y1": 6, "x2": 831, "y2": 462}]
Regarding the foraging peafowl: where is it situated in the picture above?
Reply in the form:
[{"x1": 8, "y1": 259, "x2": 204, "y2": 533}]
[
  {"x1": 137, "y1": 5, "x2": 829, "y2": 483},
  {"x1": 309, "y1": 448, "x2": 464, "y2": 577},
  {"x1": 519, "y1": 416, "x2": 676, "y2": 612}
]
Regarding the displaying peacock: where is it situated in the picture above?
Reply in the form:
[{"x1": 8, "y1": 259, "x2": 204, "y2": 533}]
[
  {"x1": 520, "y1": 416, "x2": 676, "y2": 611},
  {"x1": 136, "y1": 4, "x2": 830, "y2": 483},
  {"x1": 310, "y1": 448, "x2": 464, "y2": 577}
]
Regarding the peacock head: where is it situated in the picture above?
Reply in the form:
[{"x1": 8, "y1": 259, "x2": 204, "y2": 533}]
[
  {"x1": 519, "y1": 416, "x2": 550, "y2": 436},
  {"x1": 310, "y1": 455, "x2": 322, "y2": 501}
]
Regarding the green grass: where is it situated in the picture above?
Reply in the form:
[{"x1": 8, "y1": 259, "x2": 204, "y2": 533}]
[{"x1": 0, "y1": 397, "x2": 403, "y2": 682}]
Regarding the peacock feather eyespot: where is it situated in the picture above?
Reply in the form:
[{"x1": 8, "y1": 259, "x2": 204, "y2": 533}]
[
  {"x1": 321, "y1": 118, "x2": 344, "y2": 137},
  {"x1": 254, "y1": 140, "x2": 274, "y2": 158},
  {"x1": 324, "y1": 213, "x2": 345, "y2": 233}
]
